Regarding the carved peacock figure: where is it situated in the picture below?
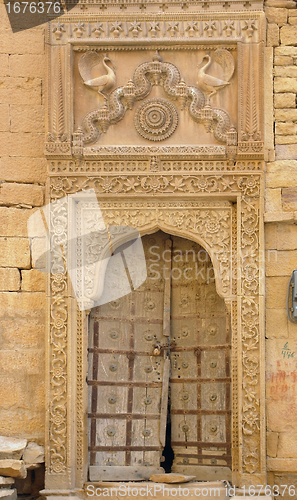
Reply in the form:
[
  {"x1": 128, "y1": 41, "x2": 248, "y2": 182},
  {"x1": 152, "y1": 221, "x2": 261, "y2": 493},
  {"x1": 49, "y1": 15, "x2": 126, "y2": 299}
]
[
  {"x1": 197, "y1": 49, "x2": 235, "y2": 104},
  {"x1": 78, "y1": 51, "x2": 116, "y2": 101}
]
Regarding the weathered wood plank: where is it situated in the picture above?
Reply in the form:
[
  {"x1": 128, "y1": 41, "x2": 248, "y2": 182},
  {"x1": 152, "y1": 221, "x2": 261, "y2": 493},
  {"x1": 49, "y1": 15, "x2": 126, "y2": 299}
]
[
  {"x1": 149, "y1": 473, "x2": 196, "y2": 483},
  {"x1": 163, "y1": 239, "x2": 172, "y2": 337},
  {"x1": 170, "y1": 465, "x2": 232, "y2": 481},
  {"x1": 159, "y1": 357, "x2": 170, "y2": 447},
  {"x1": 89, "y1": 466, "x2": 165, "y2": 481}
]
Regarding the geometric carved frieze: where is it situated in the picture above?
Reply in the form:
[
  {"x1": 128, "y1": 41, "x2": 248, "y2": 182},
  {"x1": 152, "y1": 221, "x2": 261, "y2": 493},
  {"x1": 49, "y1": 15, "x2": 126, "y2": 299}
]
[
  {"x1": 50, "y1": 13, "x2": 265, "y2": 45},
  {"x1": 48, "y1": 159, "x2": 263, "y2": 173},
  {"x1": 70, "y1": 0, "x2": 264, "y2": 14}
]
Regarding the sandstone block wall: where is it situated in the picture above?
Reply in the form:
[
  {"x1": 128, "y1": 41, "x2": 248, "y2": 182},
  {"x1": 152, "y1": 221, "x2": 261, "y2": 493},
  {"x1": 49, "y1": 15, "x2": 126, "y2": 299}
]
[
  {"x1": 0, "y1": 1, "x2": 46, "y2": 444},
  {"x1": 265, "y1": 0, "x2": 297, "y2": 493}
]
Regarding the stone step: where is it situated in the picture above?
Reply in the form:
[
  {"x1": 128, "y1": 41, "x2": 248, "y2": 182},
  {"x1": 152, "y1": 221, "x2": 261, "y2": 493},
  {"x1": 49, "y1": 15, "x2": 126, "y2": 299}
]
[
  {"x1": 0, "y1": 489, "x2": 17, "y2": 500},
  {"x1": 0, "y1": 437, "x2": 27, "y2": 461},
  {"x1": 23, "y1": 443, "x2": 44, "y2": 468},
  {"x1": 0, "y1": 478, "x2": 14, "y2": 489},
  {"x1": 0, "y1": 461, "x2": 26, "y2": 479}
]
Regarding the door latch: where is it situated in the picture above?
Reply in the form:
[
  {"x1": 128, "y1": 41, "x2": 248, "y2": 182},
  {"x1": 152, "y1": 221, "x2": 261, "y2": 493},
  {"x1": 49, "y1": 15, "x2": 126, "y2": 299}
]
[{"x1": 153, "y1": 340, "x2": 176, "y2": 356}]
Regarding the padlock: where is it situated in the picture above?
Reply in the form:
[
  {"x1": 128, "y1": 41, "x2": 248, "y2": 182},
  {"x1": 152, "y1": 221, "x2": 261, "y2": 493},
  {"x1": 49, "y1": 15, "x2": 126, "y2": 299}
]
[{"x1": 153, "y1": 343, "x2": 161, "y2": 356}]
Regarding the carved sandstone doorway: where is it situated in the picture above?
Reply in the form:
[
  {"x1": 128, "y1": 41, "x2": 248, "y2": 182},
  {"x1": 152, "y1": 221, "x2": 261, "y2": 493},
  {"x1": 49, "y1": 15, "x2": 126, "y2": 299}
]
[{"x1": 88, "y1": 231, "x2": 231, "y2": 482}]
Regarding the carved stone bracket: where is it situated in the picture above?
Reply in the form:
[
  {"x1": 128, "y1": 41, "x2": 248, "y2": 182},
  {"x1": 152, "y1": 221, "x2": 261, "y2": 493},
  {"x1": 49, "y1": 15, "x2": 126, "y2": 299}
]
[
  {"x1": 45, "y1": 45, "x2": 72, "y2": 157},
  {"x1": 238, "y1": 42, "x2": 264, "y2": 157}
]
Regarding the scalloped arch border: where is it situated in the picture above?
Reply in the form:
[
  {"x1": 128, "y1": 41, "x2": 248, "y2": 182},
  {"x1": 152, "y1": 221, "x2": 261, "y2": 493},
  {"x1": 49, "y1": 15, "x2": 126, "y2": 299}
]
[{"x1": 46, "y1": 182, "x2": 265, "y2": 492}]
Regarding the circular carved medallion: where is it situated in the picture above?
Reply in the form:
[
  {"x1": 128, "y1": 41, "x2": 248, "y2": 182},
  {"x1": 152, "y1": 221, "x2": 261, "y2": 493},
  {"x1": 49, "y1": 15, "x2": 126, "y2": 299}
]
[{"x1": 134, "y1": 98, "x2": 178, "y2": 141}]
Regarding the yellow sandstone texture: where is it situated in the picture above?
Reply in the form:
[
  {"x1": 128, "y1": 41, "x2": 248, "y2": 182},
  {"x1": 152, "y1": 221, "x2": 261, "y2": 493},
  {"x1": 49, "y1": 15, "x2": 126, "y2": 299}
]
[
  {"x1": 265, "y1": 0, "x2": 297, "y2": 486},
  {"x1": 0, "y1": 2, "x2": 46, "y2": 444}
]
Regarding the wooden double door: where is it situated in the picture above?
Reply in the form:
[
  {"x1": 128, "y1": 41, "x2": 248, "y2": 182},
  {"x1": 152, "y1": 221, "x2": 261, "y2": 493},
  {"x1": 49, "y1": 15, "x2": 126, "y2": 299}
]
[{"x1": 88, "y1": 231, "x2": 231, "y2": 481}]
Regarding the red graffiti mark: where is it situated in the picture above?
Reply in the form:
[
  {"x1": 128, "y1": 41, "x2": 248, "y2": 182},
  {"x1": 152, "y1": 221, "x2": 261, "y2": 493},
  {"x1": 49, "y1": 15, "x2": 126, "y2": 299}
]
[{"x1": 280, "y1": 384, "x2": 289, "y2": 393}]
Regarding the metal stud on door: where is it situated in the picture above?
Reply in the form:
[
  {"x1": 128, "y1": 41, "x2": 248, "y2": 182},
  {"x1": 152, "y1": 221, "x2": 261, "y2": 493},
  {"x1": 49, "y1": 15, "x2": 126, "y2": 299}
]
[
  {"x1": 169, "y1": 236, "x2": 232, "y2": 480},
  {"x1": 88, "y1": 232, "x2": 232, "y2": 481},
  {"x1": 87, "y1": 232, "x2": 172, "y2": 481}
]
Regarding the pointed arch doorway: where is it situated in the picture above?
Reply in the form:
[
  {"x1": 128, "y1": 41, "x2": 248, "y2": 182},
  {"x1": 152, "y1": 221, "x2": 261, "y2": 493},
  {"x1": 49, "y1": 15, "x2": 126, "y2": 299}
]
[{"x1": 87, "y1": 230, "x2": 232, "y2": 482}]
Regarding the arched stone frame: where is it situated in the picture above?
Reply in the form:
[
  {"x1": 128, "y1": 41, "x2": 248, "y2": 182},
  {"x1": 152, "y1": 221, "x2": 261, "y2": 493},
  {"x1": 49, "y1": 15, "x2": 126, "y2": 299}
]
[
  {"x1": 44, "y1": 2, "x2": 267, "y2": 495},
  {"x1": 44, "y1": 169, "x2": 265, "y2": 497}
]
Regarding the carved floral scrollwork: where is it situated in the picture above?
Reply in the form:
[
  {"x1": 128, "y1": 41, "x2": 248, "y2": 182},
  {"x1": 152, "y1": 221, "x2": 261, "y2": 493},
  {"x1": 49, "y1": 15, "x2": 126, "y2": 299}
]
[
  {"x1": 243, "y1": 452, "x2": 259, "y2": 474},
  {"x1": 49, "y1": 198, "x2": 68, "y2": 474},
  {"x1": 84, "y1": 226, "x2": 110, "y2": 298},
  {"x1": 240, "y1": 181, "x2": 261, "y2": 473},
  {"x1": 48, "y1": 170, "x2": 263, "y2": 479},
  {"x1": 81, "y1": 205, "x2": 232, "y2": 296},
  {"x1": 50, "y1": 174, "x2": 260, "y2": 199}
]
